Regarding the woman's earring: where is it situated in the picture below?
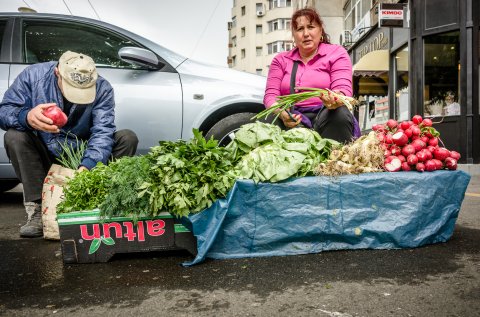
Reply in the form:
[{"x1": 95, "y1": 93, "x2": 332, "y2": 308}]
[{"x1": 320, "y1": 35, "x2": 324, "y2": 42}]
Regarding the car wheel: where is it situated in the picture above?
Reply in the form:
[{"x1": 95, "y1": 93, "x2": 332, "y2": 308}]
[
  {"x1": 206, "y1": 112, "x2": 272, "y2": 146},
  {"x1": 0, "y1": 180, "x2": 20, "y2": 193}
]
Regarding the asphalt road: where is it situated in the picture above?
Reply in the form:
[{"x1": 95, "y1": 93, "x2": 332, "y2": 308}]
[{"x1": 0, "y1": 173, "x2": 479, "y2": 317}]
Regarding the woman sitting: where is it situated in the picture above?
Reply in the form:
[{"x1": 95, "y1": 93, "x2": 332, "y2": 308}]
[{"x1": 263, "y1": 7, "x2": 360, "y2": 143}]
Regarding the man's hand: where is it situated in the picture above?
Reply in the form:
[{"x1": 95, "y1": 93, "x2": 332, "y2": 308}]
[
  {"x1": 77, "y1": 166, "x2": 88, "y2": 172},
  {"x1": 27, "y1": 103, "x2": 61, "y2": 133}
]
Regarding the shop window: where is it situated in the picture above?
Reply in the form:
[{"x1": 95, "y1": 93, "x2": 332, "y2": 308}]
[
  {"x1": 425, "y1": 0, "x2": 458, "y2": 30},
  {"x1": 423, "y1": 31, "x2": 460, "y2": 117},
  {"x1": 395, "y1": 46, "x2": 409, "y2": 121},
  {"x1": 353, "y1": 49, "x2": 390, "y2": 130}
]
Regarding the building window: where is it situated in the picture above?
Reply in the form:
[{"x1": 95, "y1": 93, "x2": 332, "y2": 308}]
[
  {"x1": 343, "y1": 0, "x2": 372, "y2": 31},
  {"x1": 256, "y1": 69, "x2": 263, "y2": 75},
  {"x1": 241, "y1": 27, "x2": 246, "y2": 37},
  {"x1": 268, "y1": 0, "x2": 292, "y2": 10},
  {"x1": 361, "y1": 0, "x2": 371, "y2": 19},
  {"x1": 233, "y1": 0, "x2": 237, "y2": 7},
  {"x1": 232, "y1": 55, "x2": 236, "y2": 67},
  {"x1": 269, "y1": 20, "x2": 279, "y2": 32},
  {"x1": 343, "y1": 1, "x2": 354, "y2": 31},
  {"x1": 232, "y1": 36, "x2": 237, "y2": 47},
  {"x1": 256, "y1": 24, "x2": 262, "y2": 34},
  {"x1": 232, "y1": 16, "x2": 237, "y2": 28},
  {"x1": 241, "y1": 6, "x2": 246, "y2": 16},
  {"x1": 424, "y1": 31, "x2": 460, "y2": 117},
  {"x1": 267, "y1": 41, "x2": 292, "y2": 54},
  {"x1": 256, "y1": 46, "x2": 263, "y2": 56},
  {"x1": 267, "y1": 19, "x2": 291, "y2": 32},
  {"x1": 256, "y1": 3, "x2": 263, "y2": 11},
  {"x1": 241, "y1": 49, "x2": 246, "y2": 58}
]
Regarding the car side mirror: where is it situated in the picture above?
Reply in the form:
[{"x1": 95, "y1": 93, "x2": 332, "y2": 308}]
[{"x1": 118, "y1": 47, "x2": 163, "y2": 69}]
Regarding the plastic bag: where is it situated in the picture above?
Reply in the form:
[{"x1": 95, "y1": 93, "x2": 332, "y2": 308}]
[{"x1": 41, "y1": 164, "x2": 75, "y2": 240}]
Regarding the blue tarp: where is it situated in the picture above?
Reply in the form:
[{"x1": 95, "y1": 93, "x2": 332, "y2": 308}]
[{"x1": 183, "y1": 170, "x2": 471, "y2": 266}]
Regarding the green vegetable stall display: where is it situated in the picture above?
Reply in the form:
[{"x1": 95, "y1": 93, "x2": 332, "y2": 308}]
[{"x1": 55, "y1": 121, "x2": 471, "y2": 264}]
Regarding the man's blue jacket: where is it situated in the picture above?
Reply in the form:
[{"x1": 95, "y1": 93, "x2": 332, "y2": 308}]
[{"x1": 0, "y1": 61, "x2": 116, "y2": 170}]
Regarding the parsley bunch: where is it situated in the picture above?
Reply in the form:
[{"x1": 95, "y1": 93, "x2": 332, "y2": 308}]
[
  {"x1": 139, "y1": 129, "x2": 236, "y2": 218},
  {"x1": 57, "y1": 163, "x2": 111, "y2": 214}
]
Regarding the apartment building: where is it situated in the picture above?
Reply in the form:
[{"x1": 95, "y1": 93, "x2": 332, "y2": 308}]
[{"x1": 227, "y1": 0, "x2": 343, "y2": 76}]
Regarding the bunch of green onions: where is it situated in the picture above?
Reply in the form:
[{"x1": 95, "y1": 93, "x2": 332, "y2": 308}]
[
  {"x1": 56, "y1": 134, "x2": 88, "y2": 170},
  {"x1": 254, "y1": 87, "x2": 358, "y2": 123}
]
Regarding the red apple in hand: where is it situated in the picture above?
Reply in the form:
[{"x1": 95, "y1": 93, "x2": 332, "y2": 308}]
[{"x1": 42, "y1": 105, "x2": 68, "y2": 128}]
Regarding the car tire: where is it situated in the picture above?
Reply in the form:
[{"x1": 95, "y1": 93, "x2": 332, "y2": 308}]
[{"x1": 206, "y1": 112, "x2": 279, "y2": 146}]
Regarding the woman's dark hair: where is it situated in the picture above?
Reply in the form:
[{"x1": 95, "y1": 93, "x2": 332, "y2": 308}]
[{"x1": 291, "y1": 7, "x2": 331, "y2": 44}]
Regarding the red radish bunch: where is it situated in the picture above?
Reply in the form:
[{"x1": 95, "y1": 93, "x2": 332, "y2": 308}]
[{"x1": 374, "y1": 115, "x2": 461, "y2": 172}]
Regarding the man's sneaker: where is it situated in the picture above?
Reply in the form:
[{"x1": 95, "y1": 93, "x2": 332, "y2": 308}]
[{"x1": 20, "y1": 202, "x2": 43, "y2": 238}]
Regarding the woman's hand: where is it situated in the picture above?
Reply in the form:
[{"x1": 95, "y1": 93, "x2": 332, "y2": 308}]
[
  {"x1": 27, "y1": 103, "x2": 60, "y2": 133},
  {"x1": 279, "y1": 110, "x2": 302, "y2": 128},
  {"x1": 320, "y1": 90, "x2": 345, "y2": 110},
  {"x1": 269, "y1": 102, "x2": 302, "y2": 128}
]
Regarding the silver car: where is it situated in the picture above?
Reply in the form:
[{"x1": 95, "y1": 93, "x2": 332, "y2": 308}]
[{"x1": 0, "y1": 13, "x2": 267, "y2": 192}]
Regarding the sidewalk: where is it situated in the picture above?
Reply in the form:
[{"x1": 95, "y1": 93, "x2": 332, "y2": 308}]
[
  {"x1": 459, "y1": 164, "x2": 480, "y2": 196},
  {"x1": 458, "y1": 163, "x2": 480, "y2": 176}
]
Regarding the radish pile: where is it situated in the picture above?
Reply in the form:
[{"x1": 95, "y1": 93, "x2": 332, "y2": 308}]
[{"x1": 373, "y1": 115, "x2": 461, "y2": 172}]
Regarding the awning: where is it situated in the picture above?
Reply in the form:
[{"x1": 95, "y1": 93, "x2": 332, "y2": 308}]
[
  {"x1": 353, "y1": 49, "x2": 408, "y2": 76},
  {"x1": 353, "y1": 50, "x2": 389, "y2": 77}
]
